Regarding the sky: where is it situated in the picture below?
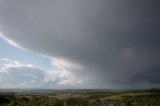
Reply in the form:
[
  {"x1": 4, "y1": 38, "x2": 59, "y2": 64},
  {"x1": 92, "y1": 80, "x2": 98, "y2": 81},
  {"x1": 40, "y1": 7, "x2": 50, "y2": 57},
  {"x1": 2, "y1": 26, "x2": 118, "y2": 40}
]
[{"x1": 0, "y1": 0, "x2": 160, "y2": 89}]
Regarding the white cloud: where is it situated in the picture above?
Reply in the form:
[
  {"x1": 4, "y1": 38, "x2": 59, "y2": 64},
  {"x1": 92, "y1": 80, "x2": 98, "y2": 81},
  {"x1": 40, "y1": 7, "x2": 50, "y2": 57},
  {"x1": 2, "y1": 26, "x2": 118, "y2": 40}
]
[
  {"x1": 0, "y1": 32, "x2": 25, "y2": 50},
  {"x1": 51, "y1": 57, "x2": 82, "y2": 70},
  {"x1": 44, "y1": 57, "x2": 83, "y2": 85},
  {"x1": 0, "y1": 58, "x2": 82, "y2": 88}
]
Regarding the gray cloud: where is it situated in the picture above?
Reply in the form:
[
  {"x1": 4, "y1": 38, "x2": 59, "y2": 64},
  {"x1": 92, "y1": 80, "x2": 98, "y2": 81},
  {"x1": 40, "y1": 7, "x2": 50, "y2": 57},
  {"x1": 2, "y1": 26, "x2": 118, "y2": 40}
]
[
  {"x1": 0, "y1": 0, "x2": 160, "y2": 88},
  {"x1": 130, "y1": 65, "x2": 160, "y2": 84}
]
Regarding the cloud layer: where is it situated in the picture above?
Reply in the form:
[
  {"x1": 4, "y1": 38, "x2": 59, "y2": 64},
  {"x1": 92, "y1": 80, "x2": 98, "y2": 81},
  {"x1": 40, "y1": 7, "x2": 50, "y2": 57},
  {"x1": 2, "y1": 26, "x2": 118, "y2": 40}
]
[
  {"x1": 0, "y1": 0, "x2": 160, "y2": 88},
  {"x1": 0, "y1": 58, "x2": 82, "y2": 88}
]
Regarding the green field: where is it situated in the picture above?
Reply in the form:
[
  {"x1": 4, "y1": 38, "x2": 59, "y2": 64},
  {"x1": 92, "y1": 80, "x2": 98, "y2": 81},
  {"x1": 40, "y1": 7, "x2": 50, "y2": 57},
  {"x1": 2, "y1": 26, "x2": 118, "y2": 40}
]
[{"x1": 0, "y1": 89, "x2": 160, "y2": 106}]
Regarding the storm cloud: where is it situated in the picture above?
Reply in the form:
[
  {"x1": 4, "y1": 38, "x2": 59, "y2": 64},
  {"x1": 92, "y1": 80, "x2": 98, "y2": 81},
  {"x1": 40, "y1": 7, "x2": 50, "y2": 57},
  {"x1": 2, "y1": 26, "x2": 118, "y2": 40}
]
[{"x1": 0, "y1": 0, "x2": 160, "y2": 88}]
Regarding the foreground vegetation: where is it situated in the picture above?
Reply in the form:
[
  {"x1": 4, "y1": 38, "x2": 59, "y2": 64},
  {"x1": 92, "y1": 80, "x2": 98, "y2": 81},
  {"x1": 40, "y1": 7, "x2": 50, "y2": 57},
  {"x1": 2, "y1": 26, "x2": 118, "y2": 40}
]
[{"x1": 0, "y1": 89, "x2": 160, "y2": 106}]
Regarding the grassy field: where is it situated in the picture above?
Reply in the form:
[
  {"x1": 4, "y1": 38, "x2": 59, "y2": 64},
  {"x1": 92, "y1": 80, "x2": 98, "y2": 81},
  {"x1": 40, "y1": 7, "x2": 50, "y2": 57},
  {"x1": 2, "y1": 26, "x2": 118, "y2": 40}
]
[{"x1": 0, "y1": 89, "x2": 160, "y2": 106}]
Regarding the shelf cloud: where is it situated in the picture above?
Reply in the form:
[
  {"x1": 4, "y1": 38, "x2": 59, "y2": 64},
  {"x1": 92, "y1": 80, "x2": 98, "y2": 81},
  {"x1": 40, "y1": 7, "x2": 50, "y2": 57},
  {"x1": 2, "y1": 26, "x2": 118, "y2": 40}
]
[{"x1": 0, "y1": 0, "x2": 160, "y2": 88}]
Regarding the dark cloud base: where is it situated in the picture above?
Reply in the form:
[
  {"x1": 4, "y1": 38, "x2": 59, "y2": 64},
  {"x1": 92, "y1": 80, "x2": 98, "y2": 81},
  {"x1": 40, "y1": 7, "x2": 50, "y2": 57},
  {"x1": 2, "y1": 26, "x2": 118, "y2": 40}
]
[{"x1": 0, "y1": 0, "x2": 160, "y2": 88}]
